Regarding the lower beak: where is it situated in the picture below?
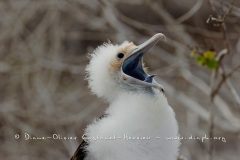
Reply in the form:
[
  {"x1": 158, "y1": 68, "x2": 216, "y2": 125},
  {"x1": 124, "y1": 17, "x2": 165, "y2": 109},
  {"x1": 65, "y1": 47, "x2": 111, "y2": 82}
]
[{"x1": 121, "y1": 33, "x2": 166, "y2": 92}]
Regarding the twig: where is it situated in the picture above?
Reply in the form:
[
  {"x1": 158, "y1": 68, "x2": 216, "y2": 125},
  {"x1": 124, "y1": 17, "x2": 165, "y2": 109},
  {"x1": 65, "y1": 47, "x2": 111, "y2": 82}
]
[
  {"x1": 100, "y1": 0, "x2": 135, "y2": 41},
  {"x1": 206, "y1": 1, "x2": 235, "y2": 159},
  {"x1": 221, "y1": 65, "x2": 240, "y2": 105},
  {"x1": 176, "y1": 0, "x2": 203, "y2": 24},
  {"x1": 211, "y1": 64, "x2": 240, "y2": 100},
  {"x1": 225, "y1": 78, "x2": 240, "y2": 106},
  {"x1": 146, "y1": 0, "x2": 196, "y2": 45}
]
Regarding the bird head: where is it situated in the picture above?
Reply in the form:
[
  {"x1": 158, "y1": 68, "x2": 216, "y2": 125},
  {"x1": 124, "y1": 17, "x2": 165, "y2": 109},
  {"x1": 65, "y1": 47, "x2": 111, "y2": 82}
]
[{"x1": 86, "y1": 33, "x2": 166, "y2": 101}]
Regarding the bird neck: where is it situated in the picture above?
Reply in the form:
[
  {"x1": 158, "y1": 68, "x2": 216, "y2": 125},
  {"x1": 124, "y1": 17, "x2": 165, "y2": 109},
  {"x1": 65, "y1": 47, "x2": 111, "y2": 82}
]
[
  {"x1": 106, "y1": 91, "x2": 167, "y2": 121},
  {"x1": 120, "y1": 83, "x2": 160, "y2": 96}
]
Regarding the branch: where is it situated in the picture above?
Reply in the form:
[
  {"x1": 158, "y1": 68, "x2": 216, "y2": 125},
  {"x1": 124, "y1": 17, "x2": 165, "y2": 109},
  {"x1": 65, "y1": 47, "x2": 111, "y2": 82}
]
[
  {"x1": 146, "y1": 0, "x2": 196, "y2": 45},
  {"x1": 176, "y1": 0, "x2": 203, "y2": 24},
  {"x1": 220, "y1": 65, "x2": 240, "y2": 106},
  {"x1": 211, "y1": 64, "x2": 240, "y2": 100}
]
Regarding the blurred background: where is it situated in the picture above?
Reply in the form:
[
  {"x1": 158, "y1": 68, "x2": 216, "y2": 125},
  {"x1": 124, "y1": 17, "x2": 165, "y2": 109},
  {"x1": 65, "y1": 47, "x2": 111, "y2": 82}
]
[{"x1": 0, "y1": 0, "x2": 240, "y2": 159}]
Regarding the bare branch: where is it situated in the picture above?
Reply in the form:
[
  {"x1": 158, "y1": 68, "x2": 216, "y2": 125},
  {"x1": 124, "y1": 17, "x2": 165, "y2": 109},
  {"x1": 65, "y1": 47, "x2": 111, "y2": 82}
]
[{"x1": 176, "y1": 0, "x2": 203, "y2": 24}]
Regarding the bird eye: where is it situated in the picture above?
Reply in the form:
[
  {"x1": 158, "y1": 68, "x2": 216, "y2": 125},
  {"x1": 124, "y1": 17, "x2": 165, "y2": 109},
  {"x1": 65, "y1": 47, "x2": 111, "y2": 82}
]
[{"x1": 117, "y1": 53, "x2": 124, "y2": 59}]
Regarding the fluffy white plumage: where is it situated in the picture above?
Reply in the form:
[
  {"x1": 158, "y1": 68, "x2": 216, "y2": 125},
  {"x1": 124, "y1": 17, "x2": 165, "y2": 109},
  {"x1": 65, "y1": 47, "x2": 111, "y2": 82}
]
[
  {"x1": 86, "y1": 41, "x2": 130, "y2": 102},
  {"x1": 85, "y1": 93, "x2": 179, "y2": 160},
  {"x1": 79, "y1": 34, "x2": 180, "y2": 160}
]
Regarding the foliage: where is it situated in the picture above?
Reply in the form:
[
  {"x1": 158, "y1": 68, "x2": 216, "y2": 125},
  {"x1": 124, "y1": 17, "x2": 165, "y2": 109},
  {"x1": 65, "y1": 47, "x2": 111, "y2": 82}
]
[{"x1": 191, "y1": 50, "x2": 218, "y2": 69}]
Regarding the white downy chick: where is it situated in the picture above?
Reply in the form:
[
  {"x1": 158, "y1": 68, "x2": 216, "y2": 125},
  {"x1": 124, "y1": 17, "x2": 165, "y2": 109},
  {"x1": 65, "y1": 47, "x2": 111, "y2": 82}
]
[{"x1": 71, "y1": 33, "x2": 180, "y2": 160}]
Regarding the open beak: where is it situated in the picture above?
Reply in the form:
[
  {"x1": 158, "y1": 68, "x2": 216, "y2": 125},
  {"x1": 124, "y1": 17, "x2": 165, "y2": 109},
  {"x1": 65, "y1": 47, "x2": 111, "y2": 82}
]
[{"x1": 121, "y1": 33, "x2": 166, "y2": 92}]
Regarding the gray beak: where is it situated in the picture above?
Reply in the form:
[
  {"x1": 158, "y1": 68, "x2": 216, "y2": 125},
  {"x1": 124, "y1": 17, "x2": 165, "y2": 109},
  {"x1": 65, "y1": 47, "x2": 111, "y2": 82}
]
[{"x1": 121, "y1": 33, "x2": 166, "y2": 92}]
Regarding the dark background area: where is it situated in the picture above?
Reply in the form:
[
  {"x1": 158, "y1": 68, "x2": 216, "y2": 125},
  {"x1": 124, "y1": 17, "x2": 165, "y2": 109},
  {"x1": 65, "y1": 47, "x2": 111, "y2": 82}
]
[{"x1": 0, "y1": 0, "x2": 240, "y2": 160}]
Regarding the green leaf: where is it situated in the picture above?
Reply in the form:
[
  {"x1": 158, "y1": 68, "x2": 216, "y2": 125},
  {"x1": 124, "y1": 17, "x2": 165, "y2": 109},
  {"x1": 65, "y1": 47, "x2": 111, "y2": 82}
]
[
  {"x1": 206, "y1": 59, "x2": 218, "y2": 69},
  {"x1": 196, "y1": 55, "x2": 205, "y2": 64},
  {"x1": 203, "y1": 50, "x2": 215, "y2": 59}
]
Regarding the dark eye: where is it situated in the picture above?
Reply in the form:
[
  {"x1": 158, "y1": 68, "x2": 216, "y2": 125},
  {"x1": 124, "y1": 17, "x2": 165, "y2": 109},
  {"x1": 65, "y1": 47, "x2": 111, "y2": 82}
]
[{"x1": 117, "y1": 53, "x2": 124, "y2": 59}]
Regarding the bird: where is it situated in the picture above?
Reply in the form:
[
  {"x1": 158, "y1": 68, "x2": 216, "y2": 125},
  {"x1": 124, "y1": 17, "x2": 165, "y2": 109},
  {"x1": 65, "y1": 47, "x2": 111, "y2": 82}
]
[{"x1": 71, "y1": 33, "x2": 180, "y2": 160}]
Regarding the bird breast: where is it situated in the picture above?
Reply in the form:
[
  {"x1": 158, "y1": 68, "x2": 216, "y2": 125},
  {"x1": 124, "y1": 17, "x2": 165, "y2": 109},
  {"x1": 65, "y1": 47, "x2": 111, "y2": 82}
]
[{"x1": 85, "y1": 92, "x2": 180, "y2": 160}]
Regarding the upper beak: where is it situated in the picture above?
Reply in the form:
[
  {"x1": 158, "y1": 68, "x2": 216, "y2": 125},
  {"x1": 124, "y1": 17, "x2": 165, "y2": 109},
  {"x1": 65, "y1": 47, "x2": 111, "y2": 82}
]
[{"x1": 121, "y1": 33, "x2": 166, "y2": 92}]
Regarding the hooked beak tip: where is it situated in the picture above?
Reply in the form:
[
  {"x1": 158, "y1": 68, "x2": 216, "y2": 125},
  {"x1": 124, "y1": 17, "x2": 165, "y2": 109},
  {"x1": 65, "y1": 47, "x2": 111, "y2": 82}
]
[{"x1": 154, "y1": 33, "x2": 167, "y2": 42}]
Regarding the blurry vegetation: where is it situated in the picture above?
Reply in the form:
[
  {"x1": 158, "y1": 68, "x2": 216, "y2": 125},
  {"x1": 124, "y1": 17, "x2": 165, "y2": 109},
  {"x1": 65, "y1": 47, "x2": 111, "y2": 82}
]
[
  {"x1": 190, "y1": 49, "x2": 218, "y2": 69},
  {"x1": 0, "y1": 0, "x2": 240, "y2": 160}
]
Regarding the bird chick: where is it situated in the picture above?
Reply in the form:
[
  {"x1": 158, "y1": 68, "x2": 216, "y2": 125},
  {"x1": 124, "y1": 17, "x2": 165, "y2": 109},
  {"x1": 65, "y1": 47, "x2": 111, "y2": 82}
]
[{"x1": 71, "y1": 33, "x2": 180, "y2": 160}]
